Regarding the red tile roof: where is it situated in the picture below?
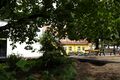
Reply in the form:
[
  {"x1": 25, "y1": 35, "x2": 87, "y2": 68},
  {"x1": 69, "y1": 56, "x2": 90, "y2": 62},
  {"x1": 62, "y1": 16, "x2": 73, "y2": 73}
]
[{"x1": 60, "y1": 39, "x2": 89, "y2": 45}]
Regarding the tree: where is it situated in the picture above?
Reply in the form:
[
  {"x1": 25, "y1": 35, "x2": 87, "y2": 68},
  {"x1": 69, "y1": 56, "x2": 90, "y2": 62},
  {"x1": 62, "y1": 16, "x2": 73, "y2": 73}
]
[
  {"x1": 0, "y1": 0, "x2": 120, "y2": 47},
  {"x1": 39, "y1": 30, "x2": 66, "y2": 56},
  {"x1": 0, "y1": 0, "x2": 55, "y2": 43},
  {"x1": 66, "y1": 0, "x2": 120, "y2": 49}
]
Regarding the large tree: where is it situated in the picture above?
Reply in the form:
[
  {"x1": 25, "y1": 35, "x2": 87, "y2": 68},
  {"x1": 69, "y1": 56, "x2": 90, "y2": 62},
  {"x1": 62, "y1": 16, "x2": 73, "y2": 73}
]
[
  {"x1": 0, "y1": 0, "x2": 120, "y2": 47},
  {"x1": 66, "y1": 0, "x2": 120, "y2": 48}
]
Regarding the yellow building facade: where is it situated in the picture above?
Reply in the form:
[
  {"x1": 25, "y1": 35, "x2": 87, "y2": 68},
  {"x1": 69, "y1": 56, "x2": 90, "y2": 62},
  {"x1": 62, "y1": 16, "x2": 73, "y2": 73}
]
[{"x1": 60, "y1": 39, "x2": 92, "y2": 54}]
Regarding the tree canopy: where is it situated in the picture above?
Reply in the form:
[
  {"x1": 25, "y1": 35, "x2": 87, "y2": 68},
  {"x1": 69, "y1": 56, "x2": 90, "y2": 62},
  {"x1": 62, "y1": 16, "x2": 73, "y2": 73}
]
[{"x1": 1, "y1": 0, "x2": 120, "y2": 45}]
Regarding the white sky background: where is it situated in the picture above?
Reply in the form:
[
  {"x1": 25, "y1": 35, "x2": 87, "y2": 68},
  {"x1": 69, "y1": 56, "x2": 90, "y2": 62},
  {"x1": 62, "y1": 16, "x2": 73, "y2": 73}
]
[{"x1": 0, "y1": 21, "x2": 44, "y2": 58}]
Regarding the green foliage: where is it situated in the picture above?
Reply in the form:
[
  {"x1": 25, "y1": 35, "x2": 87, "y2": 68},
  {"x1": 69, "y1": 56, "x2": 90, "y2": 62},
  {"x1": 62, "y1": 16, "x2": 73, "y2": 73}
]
[
  {"x1": 0, "y1": 64, "x2": 13, "y2": 80},
  {"x1": 25, "y1": 75, "x2": 36, "y2": 80},
  {"x1": 0, "y1": 69, "x2": 16, "y2": 80},
  {"x1": 7, "y1": 54, "x2": 22, "y2": 70},
  {"x1": 16, "y1": 59, "x2": 36, "y2": 72},
  {"x1": 0, "y1": 63, "x2": 8, "y2": 70},
  {"x1": 0, "y1": 55, "x2": 76, "y2": 80},
  {"x1": 39, "y1": 31, "x2": 76, "y2": 80},
  {"x1": 16, "y1": 59, "x2": 30, "y2": 72},
  {"x1": 1, "y1": 0, "x2": 120, "y2": 45},
  {"x1": 39, "y1": 31, "x2": 68, "y2": 71},
  {"x1": 39, "y1": 31, "x2": 66, "y2": 55},
  {"x1": 53, "y1": 59, "x2": 76, "y2": 80},
  {"x1": 41, "y1": 58, "x2": 76, "y2": 80},
  {"x1": 40, "y1": 51, "x2": 66, "y2": 70}
]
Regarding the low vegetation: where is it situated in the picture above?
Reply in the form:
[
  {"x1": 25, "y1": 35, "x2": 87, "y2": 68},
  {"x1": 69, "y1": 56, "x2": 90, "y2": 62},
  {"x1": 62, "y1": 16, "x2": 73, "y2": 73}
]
[
  {"x1": 0, "y1": 32, "x2": 77, "y2": 80},
  {"x1": 0, "y1": 54, "x2": 76, "y2": 80}
]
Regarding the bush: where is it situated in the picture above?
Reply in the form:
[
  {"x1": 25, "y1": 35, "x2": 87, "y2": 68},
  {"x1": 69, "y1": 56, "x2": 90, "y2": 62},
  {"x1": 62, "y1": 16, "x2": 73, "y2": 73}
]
[
  {"x1": 41, "y1": 58, "x2": 76, "y2": 80},
  {"x1": 53, "y1": 59, "x2": 76, "y2": 80},
  {"x1": 0, "y1": 68, "x2": 16, "y2": 80},
  {"x1": 25, "y1": 75, "x2": 36, "y2": 80},
  {"x1": 6, "y1": 54, "x2": 22, "y2": 70},
  {"x1": 39, "y1": 51, "x2": 76, "y2": 80},
  {"x1": 16, "y1": 59, "x2": 30, "y2": 72},
  {"x1": 38, "y1": 31, "x2": 77, "y2": 80},
  {"x1": 16, "y1": 59, "x2": 36, "y2": 72}
]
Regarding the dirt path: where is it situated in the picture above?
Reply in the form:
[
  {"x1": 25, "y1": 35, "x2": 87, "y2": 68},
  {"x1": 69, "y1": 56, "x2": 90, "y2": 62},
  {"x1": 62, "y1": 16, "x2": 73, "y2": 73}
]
[{"x1": 75, "y1": 61, "x2": 120, "y2": 80}]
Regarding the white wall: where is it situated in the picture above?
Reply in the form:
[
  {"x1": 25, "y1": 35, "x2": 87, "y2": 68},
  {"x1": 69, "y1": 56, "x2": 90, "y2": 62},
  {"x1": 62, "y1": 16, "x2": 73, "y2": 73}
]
[
  {"x1": 6, "y1": 28, "x2": 46, "y2": 58},
  {"x1": 7, "y1": 39, "x2": 43, "y2": 58}
]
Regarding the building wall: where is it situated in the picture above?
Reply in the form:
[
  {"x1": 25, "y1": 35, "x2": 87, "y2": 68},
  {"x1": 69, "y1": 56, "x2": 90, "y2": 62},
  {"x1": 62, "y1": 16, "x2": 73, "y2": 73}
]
[
  {"x1": 63, "y1": 44, "x2": 91, "y2": 54},
  {"x1": 6, "y1": 28, "x2": 44, "y2": 58},
  {"x1": 7, "y1": 39, "x2": 43, "y2": 58}
]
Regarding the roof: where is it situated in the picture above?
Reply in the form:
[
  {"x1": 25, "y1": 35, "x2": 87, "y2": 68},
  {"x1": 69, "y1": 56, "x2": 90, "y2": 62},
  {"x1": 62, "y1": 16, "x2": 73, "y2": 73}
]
[{"x1": 60, "y1": 39, "x2": 89, "y2": 45}]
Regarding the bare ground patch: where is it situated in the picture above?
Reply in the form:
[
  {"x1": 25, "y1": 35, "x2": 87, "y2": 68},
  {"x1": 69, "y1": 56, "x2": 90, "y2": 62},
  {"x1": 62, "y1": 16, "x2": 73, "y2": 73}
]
[{"x1": 75, "y1": 60, "x2": 120, "y2": 80}]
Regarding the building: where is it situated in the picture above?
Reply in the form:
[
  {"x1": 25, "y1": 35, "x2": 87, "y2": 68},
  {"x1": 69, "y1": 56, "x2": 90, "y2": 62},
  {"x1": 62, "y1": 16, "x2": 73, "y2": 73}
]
[
  {"x1": 0, "y1": 24, "x2": 92, "y2": 58},
  {"x1": 0, "y1": 37, "x2": 43, "y2": 59},
  {"x1": 60, "y1": 39, "x2": 92, "y2": 54},
  {"x1": 0, "y1": 27, "x2": 45, "y2": 59},
  {"x1": 0, "y1": 25, "x2": 53, "y2": 58}
]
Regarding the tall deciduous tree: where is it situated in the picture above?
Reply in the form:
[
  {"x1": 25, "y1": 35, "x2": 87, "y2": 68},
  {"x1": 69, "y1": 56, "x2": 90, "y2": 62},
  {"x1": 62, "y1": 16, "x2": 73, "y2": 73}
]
[{"x1": 0, "y1": 0, "x2": 120, "y2": 47}]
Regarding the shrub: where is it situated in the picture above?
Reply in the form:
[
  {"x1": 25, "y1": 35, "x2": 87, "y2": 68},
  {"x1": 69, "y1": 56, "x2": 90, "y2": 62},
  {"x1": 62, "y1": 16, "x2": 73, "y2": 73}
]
[
  {"x1": 41, "y1": 58, "x2": 76, "y2": 80},
  {"x1": 16, "y1": 59, "x2": 30, "y2": 72},
  {"x1": 25, "y1": 75, "x2": 36, "y2": 80},
  {"x1": 39, "y1": 51, "x2": 76, "y2": 80},
  {"x1": 38, "y1": 31, "x2": 77, "y2": 80},
  {"x1": 53, "y1": 59, "x2": 76, "y2": 80},
  {"x1": 6, "y1": 54, "x2": 22, "y2": 70},
  {"x1": 16, "y1": 59, "x2": 36, "y2": 72},
  {"x1": 0, "y1": 69, "x2": 16, "y2": 80}
]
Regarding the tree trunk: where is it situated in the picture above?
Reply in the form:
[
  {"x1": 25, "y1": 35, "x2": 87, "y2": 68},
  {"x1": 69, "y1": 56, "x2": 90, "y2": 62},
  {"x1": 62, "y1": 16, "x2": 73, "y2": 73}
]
[
  {"x1": 95, "y1": 39, "x2": 99, "y2": 56},
  {"x1": 108, "y1": 44, "x2": 110, "y2": 49},
  {"x1": 101, "y1": 39, "x2": 105, "y2": 56},
  {"x1": 95, "y1": 39, "x2": 99, "y2": 49},
  {"x1": 113, "y1": 44, "x2": 116, "y2": 55}
]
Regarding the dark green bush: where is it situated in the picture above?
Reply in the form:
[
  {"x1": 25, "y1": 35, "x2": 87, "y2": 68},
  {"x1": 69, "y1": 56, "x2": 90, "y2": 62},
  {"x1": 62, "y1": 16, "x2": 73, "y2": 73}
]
[
  {"x1": 36, "y1": 51, "x2": 76, "y2": 80},
  {"x1": 25, "y1": 75, "x2": 36, "y2": 80},
  {"x1": 41, "y1": 56, "x2": 76, "y2": 80},
  {"x1": 38, "y1": 31, "x2": 77, "y2": 80},
  {"x1": 16, "y1": 59, "x2": 36, "y2": 72},
  {"x1": 0, "y1": 31, "x2": 77, "y2": 80},
  {"x1": 6, "y1": 54, "x2": 22, "y2": 70},
  {"x1": 0, "y1": 69, "x2": 16, "y2": 80},
  {"x1": 16, "y1": 59, "x2": 30, "y2": 72}
]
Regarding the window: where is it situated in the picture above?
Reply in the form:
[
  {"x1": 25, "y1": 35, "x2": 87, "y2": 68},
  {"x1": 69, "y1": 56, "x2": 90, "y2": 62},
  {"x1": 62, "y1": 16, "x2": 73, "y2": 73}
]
[
  {"x1": 0, "y1": 40, "x2": 7, "y2": 57},
  {"x1": 63, "y1": 46, "x2": 67, "y2": 51},
  {"x1": 69, "y1": 47, "x2": 72, "y2": 52},
  {"x1": 77, "y1": 47, "x2": 80, "y2": 52},
  {"x1": 82, "y1": 47, "x2": 85, "y2": 50}
]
